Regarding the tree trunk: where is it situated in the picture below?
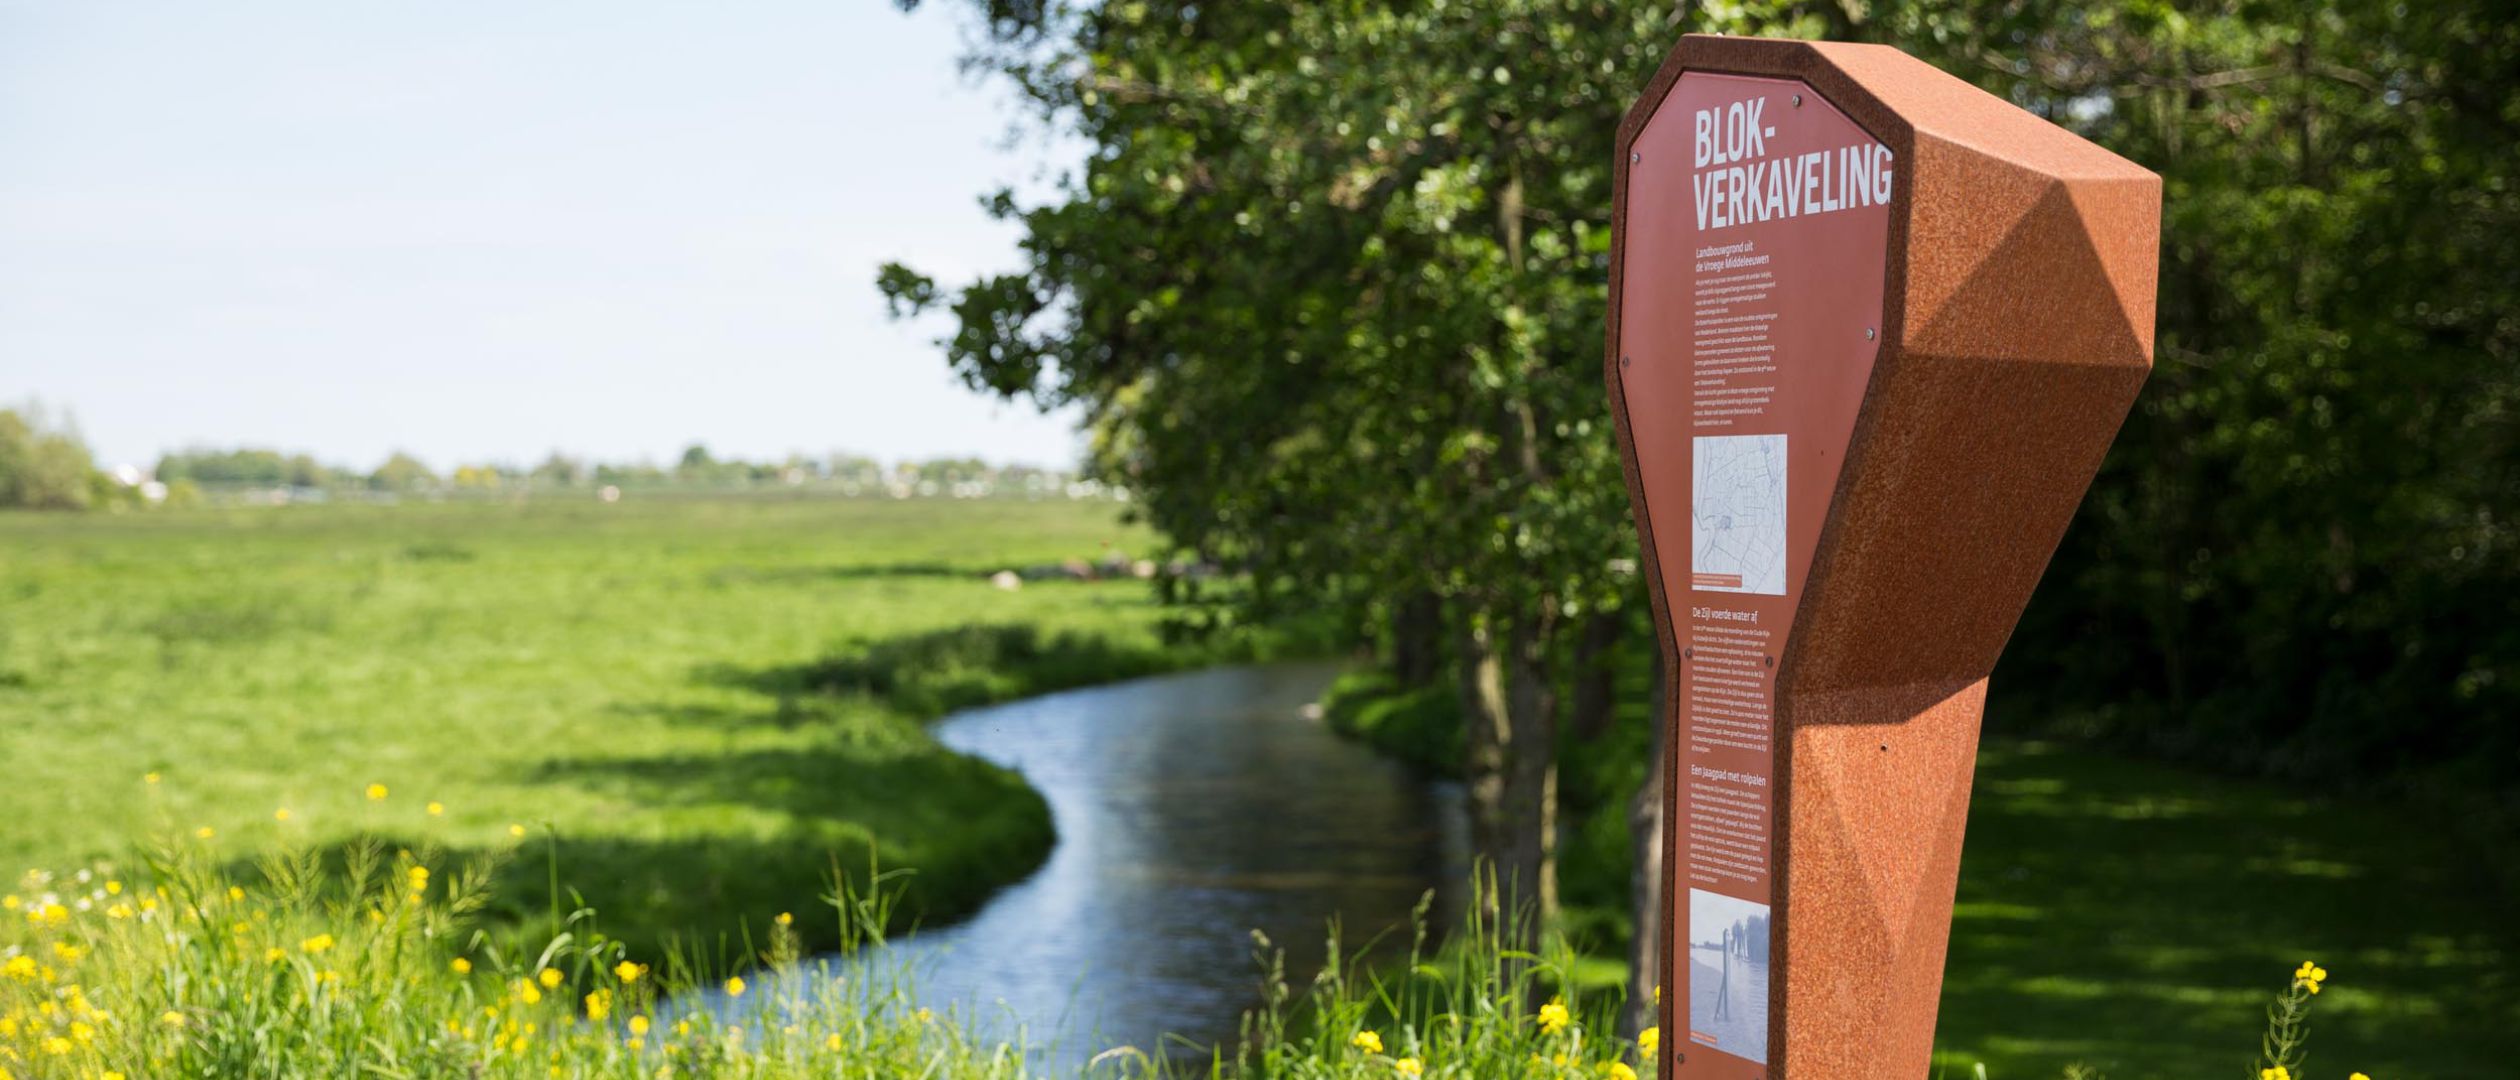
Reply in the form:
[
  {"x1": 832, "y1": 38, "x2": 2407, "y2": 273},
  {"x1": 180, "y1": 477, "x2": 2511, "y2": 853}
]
[
  {"x1": 1501, "y1": 611, "x2": 1560, "y2": 936},
  {"x1": 1622, "y1": 653, "x2": 1669, "y2": 1045},
  {"x1": 1392, "y1": 590, "x2": 1443, "y2": 688},
  {"x1": 1567, "y1": 610, "x2": 1624, "y2": 741},
  {"x1": 1454, "y1": 609, "x2": 1512, "y2": 909}
]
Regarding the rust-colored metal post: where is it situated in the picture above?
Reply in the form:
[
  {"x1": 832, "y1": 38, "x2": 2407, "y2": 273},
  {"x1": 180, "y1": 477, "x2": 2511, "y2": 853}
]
[{"x1": 1604, "y1": 36, "x2": 2159, "y2": 1078}]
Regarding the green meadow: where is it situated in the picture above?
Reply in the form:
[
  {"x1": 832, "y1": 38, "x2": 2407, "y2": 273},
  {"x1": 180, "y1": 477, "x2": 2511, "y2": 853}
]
[
  {"x1": 0, "y1": 495, "x2": 1175, "y2": 958},
  {"x1": 3, "y1": 496, "x2": 2512, "y2": 1077}
]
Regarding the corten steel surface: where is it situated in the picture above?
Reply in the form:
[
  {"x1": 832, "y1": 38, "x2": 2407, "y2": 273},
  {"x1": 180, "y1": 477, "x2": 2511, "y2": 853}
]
[{"x1": 1603, "y1": 35, "x2": 2160, "y2": 1079}]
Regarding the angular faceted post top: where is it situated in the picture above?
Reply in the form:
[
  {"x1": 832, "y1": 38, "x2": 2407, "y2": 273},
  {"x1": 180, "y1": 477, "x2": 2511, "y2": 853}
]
[{"x1": 1602, "y1": 36, "x2": 2160, "y2": 1079}]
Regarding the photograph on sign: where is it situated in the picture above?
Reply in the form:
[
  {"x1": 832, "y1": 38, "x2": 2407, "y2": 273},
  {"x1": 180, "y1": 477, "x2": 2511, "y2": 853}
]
[{"x1": 1687, "y1": 888, "x2": 1773, "y2": 1064}]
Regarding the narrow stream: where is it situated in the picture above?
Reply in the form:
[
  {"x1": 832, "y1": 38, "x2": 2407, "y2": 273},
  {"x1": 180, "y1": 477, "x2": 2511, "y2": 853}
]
[{"x1": 875, "y1": 661, "x2": 1464, "y2": 1066}]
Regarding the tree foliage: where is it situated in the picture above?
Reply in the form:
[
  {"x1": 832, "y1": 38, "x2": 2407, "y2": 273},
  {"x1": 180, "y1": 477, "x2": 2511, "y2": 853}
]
[{"x1": 893, "y1": 0, "x2": 2519, "y2": 807}]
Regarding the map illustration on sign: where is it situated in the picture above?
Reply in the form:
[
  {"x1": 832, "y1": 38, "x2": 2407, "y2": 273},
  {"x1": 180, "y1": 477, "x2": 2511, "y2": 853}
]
[{"x1": 1690, "y1": 433, "x2": 1788, "y2": 595}]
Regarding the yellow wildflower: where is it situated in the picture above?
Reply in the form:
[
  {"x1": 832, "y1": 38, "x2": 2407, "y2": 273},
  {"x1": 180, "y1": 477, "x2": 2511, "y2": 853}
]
[
  {"x1": 2261, "y1": 1068, "x2": 2290, "y2": 1080},
  {"x1": 1350, "y1": 1030, "x2": 1383, "y2": 1054},
  {"x1": 2350, "y1": 1074, "x2": 2371, "y2": 1080},
  {"x1": 1395, "y1": 1058, "x2": 1423, "y2": 1077},
  {"x1": 724, "y1": 976, "x2": 745, "y2": 997},
  {"x1": 366, "y1": 784, "x2": 388, "y2": 801},
  {"x1": 41, "y1": 1036, "x2": 72, "y2": 1055},
  {"x1": 913, "y1": 1007, "x2": 933, "y2": 1024},
  {"x1": 538, "y1": 968, "x2": 563, "y2": 990},
  {"x1": 51, "y1": 941, "x2": 82, "y2": 962},
  {"x1": 776, "y1": 911, "x2": 793, "y2": 928},
  {"x1": 519, "y1": 981, "x2": 542, "y2": 1005},
  {"x1": 1639, "y1": 1026, "x2": 1660, "y2": 1054},
  {"x1": 408, "y1": 866, "x2": 430, "y2": 891},
  {"x1": 510, "y1": 824, "x2": 528, "y2": 838},
  {"x1": 615, "y1": 960, "x2": 644, "y2": 984},
  {"x1": 3, "y1": 956, "x2": 36, "y2": 979},
  {"x1": 1, "y1": 894, "x2": 16, "y2": 910},
  {"x1": 583, "y1": 990, "x2": 611, "y2": 1021},
  {"x1": 1536, "y1": 998, "x2": 1572, "y2": 1034},
  {"x1": 145, "y1": 772, "x2": 160, "y2": 785},
  {"x1": 105, "y1": 1073, "x2": 126, "y2": 1080},
  {"x1": 427, "y1": 801, "x2": 445, "y2": 817},
  {"x1": 104, "y1": 881, "x2": 120, "y2": 896},
  {"x1": 161, "y1": 1010, "x2": 186, "y2": 1027},
  {"x1": 106, "y1": 903, "x2": 132, "y2": 920},
  {"x1": 451, "y1": 957, "x2": 472, "y2": 975},
  {"x1": 301, "y1": 933, "x2": 335, "y2": 955},
  {"x1": 195, "y1": 826, "x2": 215, "y2": 840},
  {"x1": 228, "y1": 886, "x2": 244, "y2": 902},
  {"x1": 629, "y1": 1016, "x2": 650, "y2": 1036},
  {"x1": 264, "y1": 946, "x2": 286, "y2": 963},
  {"x1": 826, "y1": 1033, "x2": 845, "y2": 1052},
  {"x1": 1605, "y1": 1064, "x2": 1638, "y2": 1080}
]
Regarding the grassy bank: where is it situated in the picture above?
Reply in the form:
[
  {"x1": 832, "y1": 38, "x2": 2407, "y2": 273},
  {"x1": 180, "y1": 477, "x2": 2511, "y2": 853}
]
[
  {"x1": 1319, "y1": 674, "x2": 2519, "y2": 1079},
  {"x1": 0, "y1": 824, "x2": 2364, "y2": 1080},
  {"x1": 0, "y1": 497, "x2": 1186, "y2": 957}
]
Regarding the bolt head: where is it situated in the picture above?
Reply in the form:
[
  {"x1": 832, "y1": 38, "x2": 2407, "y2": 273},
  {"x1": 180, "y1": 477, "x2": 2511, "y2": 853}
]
[
  {"x1": 1865, "y1": 326, "x2": 1877, "y2": 340},
  {"x1": 1629, "y1": 151, "x2": 1641, "y2": 164},
  {"x1": 1792, "y1": 93, "x2": 1804, "y2": 107}
]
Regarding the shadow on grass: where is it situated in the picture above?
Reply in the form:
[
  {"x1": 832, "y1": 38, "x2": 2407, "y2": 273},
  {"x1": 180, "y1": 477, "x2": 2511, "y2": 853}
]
[
  {"x1": 704, "y1": 562, "x2": 970, "y2": 587},
  {"x1": 435, "y1": 625, "x2": 1197, "y2": 961},
  {"x1": 701, "y1": 623, "x2": 1185, "y2": 719},
  {"x1": 1937, "y1": 740, "x2": 2520, "y2": 1080}
]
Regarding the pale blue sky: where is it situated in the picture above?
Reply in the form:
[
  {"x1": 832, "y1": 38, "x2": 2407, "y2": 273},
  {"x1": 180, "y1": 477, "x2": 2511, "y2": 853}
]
[{"x1": 0, "y1": 1, "x2": 1083, "y2": 472}]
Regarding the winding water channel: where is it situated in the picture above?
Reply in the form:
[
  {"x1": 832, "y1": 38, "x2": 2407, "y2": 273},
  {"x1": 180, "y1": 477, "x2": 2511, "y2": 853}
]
[{"x1": 879, "y1": 661, "x2": 1464, "y2": 1065}]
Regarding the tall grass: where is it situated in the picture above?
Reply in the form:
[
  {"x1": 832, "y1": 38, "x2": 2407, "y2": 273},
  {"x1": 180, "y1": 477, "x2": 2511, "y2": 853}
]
[{"x1": 0, "y1": 817, "x2": 2371, "y2": 1079}]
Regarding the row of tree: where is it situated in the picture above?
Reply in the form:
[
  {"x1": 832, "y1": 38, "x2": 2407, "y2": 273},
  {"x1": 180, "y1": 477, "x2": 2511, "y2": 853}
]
[
  {"x1": 148, "y1": 445, "x2": 1081, "y2": 496},
  {"x1": 0, "y1": 417, "x2": 1096, "y2": 507},
  {"x1": 886, "y1": 0, "x2": 2520, "y2": 1022}
]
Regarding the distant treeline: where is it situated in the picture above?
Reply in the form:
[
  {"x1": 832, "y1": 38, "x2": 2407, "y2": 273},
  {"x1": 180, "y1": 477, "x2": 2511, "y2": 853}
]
[{"x1": 0, "y1": 409, "x2": 1101, "y2": 509}]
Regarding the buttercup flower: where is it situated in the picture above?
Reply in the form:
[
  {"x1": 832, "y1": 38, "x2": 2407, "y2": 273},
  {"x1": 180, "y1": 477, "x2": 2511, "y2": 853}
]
[
  {"x1": 1536, "y1": 998, "x2": 1571, "y2": 1034},
  {"x1": 450, "y1": 957, "x2": 472, "y2": 975},
  {"x1": 510, "y1": 824, "x2": 528, "y2": 838},
  {"x1": 1394, "y1": 1058, "x2": 1423, "y2": 1077},
  {"x1": 1605, "y1": 1063, "x2": 1638, "y2": 1080},
  {"x1": 615, "y1": 960, "x2": 644, "y2": 984},
  {"x1": 1639, "y1": 1026, "x2": 1660, "y2": 1054},
  {"x1": 629, "y1": 1016, "x2": 650, "y2": 1037},
  {"x1": 195, "y1": 826, "x2": 215, "y2": 840},
  {"x1": 1350, "y1": 1030, "x2": 1383, "y2": 1054},
  {"x1": 275, "y1": 808, "x2": 290, "y2": 822},
  {"x1": 300, "y1": 933, "x2": 335, "y2": 955},
  {"x1": 724, "y1": 976, "x2": 745, "y2": 998},
  {"x1": 366, "y1": 784, "x2": 388, "y2": 801},
  {"x1": 426, "y1": 801, "x2": 444, "y2": 817},
  {"x1": 538, "y1": 968, "x2": 563, "y2": 990},
  {"x1": 2260, "y1": 1068, "x2": 2290, "y2": 1080}
]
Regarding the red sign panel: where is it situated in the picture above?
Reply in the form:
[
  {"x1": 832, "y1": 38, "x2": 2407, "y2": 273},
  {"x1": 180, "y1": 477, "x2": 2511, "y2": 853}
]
[{"x1": 1615, "y1": 72, "x2": 1891, "y2": 1078}]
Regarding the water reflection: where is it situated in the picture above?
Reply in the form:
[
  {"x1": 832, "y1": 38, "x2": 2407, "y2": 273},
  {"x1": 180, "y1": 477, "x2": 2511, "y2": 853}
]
[{"x1": 878, "y1": 662, "x2": 1461, "y2": 1066}]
